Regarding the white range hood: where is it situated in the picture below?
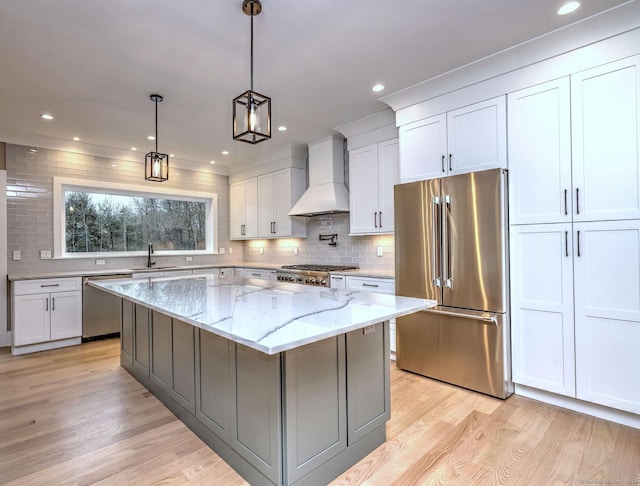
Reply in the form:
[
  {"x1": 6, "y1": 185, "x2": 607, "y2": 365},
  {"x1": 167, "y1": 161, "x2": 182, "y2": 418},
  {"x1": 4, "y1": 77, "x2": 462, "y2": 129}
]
[{"x1": 288, "y1": 135, "x2": 349, "y2": 217}]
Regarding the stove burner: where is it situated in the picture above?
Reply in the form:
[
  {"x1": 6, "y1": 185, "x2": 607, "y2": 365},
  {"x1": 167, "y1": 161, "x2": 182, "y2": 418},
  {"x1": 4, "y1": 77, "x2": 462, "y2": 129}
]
[{"x1": 281, "y1": 264, "x2": 358, "y2": 272}]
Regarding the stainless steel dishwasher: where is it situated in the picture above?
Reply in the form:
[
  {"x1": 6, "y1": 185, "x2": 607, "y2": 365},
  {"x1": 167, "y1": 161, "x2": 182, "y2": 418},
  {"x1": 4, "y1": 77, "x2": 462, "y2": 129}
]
[{"x1": 82, "y1": 274, "x2": 129, "y2": 340}]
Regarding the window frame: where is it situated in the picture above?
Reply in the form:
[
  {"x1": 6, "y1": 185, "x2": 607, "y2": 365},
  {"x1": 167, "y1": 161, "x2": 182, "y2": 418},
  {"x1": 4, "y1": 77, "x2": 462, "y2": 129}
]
[{"x1": 53, "y1": 176, "x2": 219, "y2": 259}]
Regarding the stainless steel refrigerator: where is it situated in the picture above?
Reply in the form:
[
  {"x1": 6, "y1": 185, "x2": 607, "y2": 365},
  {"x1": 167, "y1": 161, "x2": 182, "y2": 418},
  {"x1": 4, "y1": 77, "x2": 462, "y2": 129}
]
[{"x1": 394, "y1": 168, "x2": 513, "y2": 399}]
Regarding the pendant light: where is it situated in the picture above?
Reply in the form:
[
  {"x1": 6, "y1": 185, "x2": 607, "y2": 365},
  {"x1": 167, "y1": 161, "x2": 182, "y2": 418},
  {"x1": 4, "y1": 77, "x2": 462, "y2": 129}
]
[
  {"x1": 145, "y1": 94, "x2": 169, "y2": 182},
  {"x1": 233, "y1": 0, "x2": 271, "y2": 144}
]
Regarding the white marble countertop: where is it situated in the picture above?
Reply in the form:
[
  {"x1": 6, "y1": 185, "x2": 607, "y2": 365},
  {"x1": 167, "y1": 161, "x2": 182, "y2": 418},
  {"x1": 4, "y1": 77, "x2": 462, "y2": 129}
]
[{"x1": 89, "y1": 274, "x2": 433, "y2": 355}]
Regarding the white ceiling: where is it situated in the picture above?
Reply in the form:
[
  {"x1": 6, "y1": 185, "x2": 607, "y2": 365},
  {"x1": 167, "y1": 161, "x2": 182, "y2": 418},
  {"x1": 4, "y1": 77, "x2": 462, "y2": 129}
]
[{"x1": 0, "y1": 0, "x2": 631, "y2": 172}]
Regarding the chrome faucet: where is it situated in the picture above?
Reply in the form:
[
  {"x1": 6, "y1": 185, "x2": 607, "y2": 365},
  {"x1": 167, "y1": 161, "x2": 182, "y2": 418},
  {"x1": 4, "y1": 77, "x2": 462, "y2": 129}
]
[{"x1": 147, "y1": 243, "x2": 156, "y2": 268}]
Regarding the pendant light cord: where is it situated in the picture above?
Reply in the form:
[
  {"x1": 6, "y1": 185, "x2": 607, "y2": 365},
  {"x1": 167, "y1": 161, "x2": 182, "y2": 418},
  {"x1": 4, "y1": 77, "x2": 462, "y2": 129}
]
[{"x1": 250, "y1": 10, "x2": 254, "y2": 92}]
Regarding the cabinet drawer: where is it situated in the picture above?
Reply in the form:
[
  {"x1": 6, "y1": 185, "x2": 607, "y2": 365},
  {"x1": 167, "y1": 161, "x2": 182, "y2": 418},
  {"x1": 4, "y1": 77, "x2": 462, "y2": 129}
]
[
  {"x1": 243, "y1": 269, "x2": 274, "y2": 280},
  {"x1": 14, "y1": 277, "x2": 82, "y2": 296},
  {"x1": 193, "y1": 268, "x2": 220, "y2": 275},
  {"x1": 346, "y1": 277, "x2": 395, "y2": 294}
]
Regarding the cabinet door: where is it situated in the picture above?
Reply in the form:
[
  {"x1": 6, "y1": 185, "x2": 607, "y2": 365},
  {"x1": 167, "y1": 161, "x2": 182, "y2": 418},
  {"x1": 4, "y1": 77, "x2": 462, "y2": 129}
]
[
  {"x1": 229, "y1": 181, "x2": 245, "y2": 240},
  {"x1": 509, "y1": 224, "x2": 575, "y2": 397},
  {"x1": 508, "y1": 78, "x2": 572, "y2": 225},
  {"x1": 49, "y1": 291, "x2": 82, "y2": 340},
  {"x1": 151, "y1": 311, "x2": 172, "y2": 391},
  {"x1": 349, "y1": 144, "x2": 380, "y2": 234},
  {"x1": 171, "y1": 319, "x2": 195, "y2": 414},
  {"x1": 571, "y1": 56, "x2": 640, "y2": 222},
  {"x1": 399, "y1": 114, "x2": 447, "y2": 182},
  {"x1": 273, "y1": 169, "x2": 297, "y2": 237},
  {"x1": 574, "y1": 220, "x2": 640, "y2": 414},
  {"x1": 377, "y1": 138, "x2": 399, "y2": 233},
  {"x1": 244, "y1": 178, "x2": 259, "y2": 238},
  {"x1": 133, "y1": 304, "x2": 150, "y2": 376},
  {"x1": 121, "y1": 299, "x2": 134, "y2": 366},
  {"x1": 13, "y1": 293, "x2": 49, "y2": 345},
  {"x1": 258, "y1": 173, "x2": 276, "y2": 237},
  {"x1": 447, "y1": 96, "x2": 507, "y2": 175}
]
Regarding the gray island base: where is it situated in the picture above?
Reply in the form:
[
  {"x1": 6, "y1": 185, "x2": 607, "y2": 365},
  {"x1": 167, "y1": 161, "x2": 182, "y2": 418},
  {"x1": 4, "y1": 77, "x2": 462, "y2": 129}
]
[
  {"x1": 121, "y1": 299, "x2": 391, "y2": 486},
  {"x1": 90, "y1": 275, "x2": 434, "y2": 485}
]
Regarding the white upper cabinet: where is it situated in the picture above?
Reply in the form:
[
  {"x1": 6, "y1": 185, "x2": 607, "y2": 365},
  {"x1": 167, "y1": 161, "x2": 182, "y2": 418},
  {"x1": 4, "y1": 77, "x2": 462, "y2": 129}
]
[
  {"x1": 508, "y1": 78, "x2": 573, "y2": 225},
  {"x1": 349, "y1": 138, "x2": 399, "y2": 234},
  {"x1": 257, "y1": 168, "x2": 306, "y2": 238},
  {"x1": 398, "y1": 96, "x2": 506, "y2": 183},
  {"x1": 399, "y1": 114, "x2": 446, "y2": 182},
  {"x1": 230, "y1": 178, "x2": 258, "y2": 240},
  {"x1": 571, "y1": 55, "x2": 640, "y2": 222}
]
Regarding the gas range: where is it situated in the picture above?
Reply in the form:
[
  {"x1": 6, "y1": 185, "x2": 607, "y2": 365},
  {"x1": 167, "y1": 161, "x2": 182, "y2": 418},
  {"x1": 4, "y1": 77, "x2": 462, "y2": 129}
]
[{"x1": 276, "y1": 264, "x2": 358, "y2": 287}]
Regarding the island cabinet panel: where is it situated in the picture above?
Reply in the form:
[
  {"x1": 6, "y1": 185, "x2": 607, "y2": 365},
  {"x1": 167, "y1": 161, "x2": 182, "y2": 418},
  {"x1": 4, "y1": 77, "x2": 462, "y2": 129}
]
[
  {"x1": 197, "y1": 330, "x2": 234, "y2": 441},
  {"x1": 151, "y1": 311, "x2": 172, "y2": 390},
  {"x1": 233, "y1": 344, "x2": 282, "y2": 484},
  {"x1": 284, "y1": 337, "x2": 346, "y2": 484},
  {"x1": 346, "y1": 322, "x2": 390, "y2": 444},
  {"x1": 150, "y1": 312, "x2": 196, "y2": 414},
  {"x1": 133, "y1": 304, "x2": 150, "y2": 376},
  {"x1": 120, "y1": 299, "x2": 133, "y2": 366}
]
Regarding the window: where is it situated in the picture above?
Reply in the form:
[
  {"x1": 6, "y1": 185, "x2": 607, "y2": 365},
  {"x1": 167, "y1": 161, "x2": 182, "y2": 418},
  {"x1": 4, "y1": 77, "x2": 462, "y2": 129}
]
[{"x1": 54, "y1": 177, "x2": 218, "y2": 258}]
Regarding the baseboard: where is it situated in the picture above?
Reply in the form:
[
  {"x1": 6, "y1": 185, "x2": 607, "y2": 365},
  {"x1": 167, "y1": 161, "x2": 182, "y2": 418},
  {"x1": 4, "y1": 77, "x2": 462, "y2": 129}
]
[
  {"x1": 11, "y1": 337, "x2": 81, "y2": 355},
  {"x1": 515, "y1": 384, "x2": 640, "y2": 430}
]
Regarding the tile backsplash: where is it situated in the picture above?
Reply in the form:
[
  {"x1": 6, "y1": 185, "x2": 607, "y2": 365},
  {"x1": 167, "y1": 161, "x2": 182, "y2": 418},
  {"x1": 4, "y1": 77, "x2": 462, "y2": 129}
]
[
  {"x1": 5, "y1": 144, "x2": 238, "y2": 275},
  {"x1": 5, "y1": 144, "x2": 395, "y2": 276}
]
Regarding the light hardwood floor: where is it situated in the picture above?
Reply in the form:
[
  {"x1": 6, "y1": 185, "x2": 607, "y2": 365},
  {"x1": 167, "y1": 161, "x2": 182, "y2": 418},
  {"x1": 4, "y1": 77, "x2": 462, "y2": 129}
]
[{"x1": 0, "y1": 339, "x2": 638, "y2": 485}]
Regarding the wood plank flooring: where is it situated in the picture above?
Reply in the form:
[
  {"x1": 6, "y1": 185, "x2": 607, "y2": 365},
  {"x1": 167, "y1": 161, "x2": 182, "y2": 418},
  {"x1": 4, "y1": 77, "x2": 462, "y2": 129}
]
[{"x1": 1, "y1": 339, "x2": 638, "y2": 485}]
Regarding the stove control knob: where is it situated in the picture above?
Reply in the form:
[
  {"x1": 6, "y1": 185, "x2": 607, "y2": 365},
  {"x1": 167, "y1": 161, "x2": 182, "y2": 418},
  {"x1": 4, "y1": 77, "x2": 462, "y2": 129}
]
[
  {"x1": 289, "y1": 276, "x2": 295, "y2": 282},
  {"x1": 320, "y1": 279, "x2": 327, "y2": 286}
]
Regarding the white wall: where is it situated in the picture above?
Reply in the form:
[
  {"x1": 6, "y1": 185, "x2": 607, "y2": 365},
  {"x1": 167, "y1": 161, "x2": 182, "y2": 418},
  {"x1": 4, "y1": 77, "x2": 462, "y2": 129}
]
[{"x1": 0, "y1": 170, "x2": 8, "y2": 347}]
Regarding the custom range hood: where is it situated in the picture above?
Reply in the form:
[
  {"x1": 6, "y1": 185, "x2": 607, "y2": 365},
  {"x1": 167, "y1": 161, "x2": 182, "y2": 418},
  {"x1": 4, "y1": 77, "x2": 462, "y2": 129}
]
[{"x1": 288, "y1": 135, "x2": 349, "y2": 217}]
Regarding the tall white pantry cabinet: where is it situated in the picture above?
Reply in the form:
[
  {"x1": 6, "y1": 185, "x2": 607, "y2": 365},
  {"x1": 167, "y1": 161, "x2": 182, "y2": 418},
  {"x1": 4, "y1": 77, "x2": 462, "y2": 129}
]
[{"x1": 508, "y1": 56, "x2": 640, "y2": 414}]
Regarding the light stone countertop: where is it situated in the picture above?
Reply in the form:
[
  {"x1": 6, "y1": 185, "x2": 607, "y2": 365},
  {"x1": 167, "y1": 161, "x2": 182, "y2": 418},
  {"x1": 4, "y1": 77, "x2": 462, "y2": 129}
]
[{"x1": 89, "y1": 274, "x2": 432, "y2": 355}]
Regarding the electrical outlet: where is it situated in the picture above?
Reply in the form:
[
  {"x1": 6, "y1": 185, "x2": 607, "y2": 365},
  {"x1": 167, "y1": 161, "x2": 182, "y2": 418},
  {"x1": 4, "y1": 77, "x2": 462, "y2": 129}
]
[
  {"x1": 12, "y1": 250, "x2": 21, "y2": 261},
  {"x1": 219, "y1": 248, "x2": 226, "y2": 254},
  {"x1": 376, "y1": 246, "x2": 384, "y2": 257},
  {"x1": 40, "y1": 250, "x2": 51, "y2": 260},
  {"x1": 228, "y1": 247, "x2": 233, "y2": 254},
  {"x1": 185, "y1": 256, "x2": 193, "y2": 261},
  {"x1": 293, "y1": 246, "x2": 298, "y2": 255},
  {"x1": 259, "y1": 247, "x2": 264, "y2": 255},
  {"x1": 95, "y1": 259, "x2": 106, "y2": 265}
]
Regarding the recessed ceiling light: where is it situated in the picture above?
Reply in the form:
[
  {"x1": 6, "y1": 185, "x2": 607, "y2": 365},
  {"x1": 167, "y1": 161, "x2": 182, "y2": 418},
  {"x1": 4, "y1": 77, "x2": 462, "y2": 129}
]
[
  {"x1": 41, "y1": 113, "x2": 54, "y2": 120},
  {"x1": 557, "y1": 1, "x2": 580, "y2": 15},
  {"x1": 147, "y1": 135, "x2": 155, "y2": 141},
  {"x1": 169, "y1": 154, "x2": 175, "y2": 157},
  {"x1": 131, "y1": 147, "x2": 137, "y2": 151},
  {"x1": 29, "y1": 148, "x2": 38, "y2": 153},
  {"x1": 174, "y1": 172, "x2": 180, "y2": 176},
  {"x1": 210, "y1": 160, "x2": 216, "y2": 164},
  {"x1": 221, "y1": 150, "x2": 229, "y2": 155},
  {"x1": 372, "y1": 84, "x2": 385, "y2": 92},
  {"x1": 72, "y1": 136, "x2": 80, "y2": 141},
  {"x1": 111, "y1": 164, "x2": 118, "y2": 168},
  {"x1": 278, "y1": 126, "x2": 287, "y2": 131}
]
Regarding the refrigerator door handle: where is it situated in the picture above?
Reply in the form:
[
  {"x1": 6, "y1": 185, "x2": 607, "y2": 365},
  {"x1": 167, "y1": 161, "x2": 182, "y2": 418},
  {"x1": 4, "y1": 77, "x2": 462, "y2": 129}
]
[
  {"x1": 443, "y1": 194, "x2": 453, "y2": 288},
  {"x1": 431, "y1": 196, "x2": 441, "y2": 286},
  {"x1": 426, "y1": 307, "x2": 498, "y2": 325}
]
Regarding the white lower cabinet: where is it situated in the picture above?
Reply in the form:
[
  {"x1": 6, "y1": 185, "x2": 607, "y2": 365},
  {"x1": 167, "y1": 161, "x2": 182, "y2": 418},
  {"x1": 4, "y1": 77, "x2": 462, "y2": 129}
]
[
  {"x1": 346, "y1": 276, "x2": 397, "y2": 356},
  {"x1": 12, "y1": 277, "x2": 82, "y2": 354},
  {"x1": 510, "y1": 220, "x2": 640, "y2": 414},
  {"x1": 239, "y1": 268, "x2": 275, "y2": 280}
]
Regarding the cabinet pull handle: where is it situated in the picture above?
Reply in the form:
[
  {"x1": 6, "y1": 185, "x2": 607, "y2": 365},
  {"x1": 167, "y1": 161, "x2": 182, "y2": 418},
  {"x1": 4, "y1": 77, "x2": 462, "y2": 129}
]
[
  {"x1": 52, "y1": 298, "x2": 55, "y2": 311},
  {"x1": 374, "y1": 212, "x2": 378, "y2": 228},
  {"x1": 251, "y1": 273, "x2": 261, "y2": 277},
  {"x1": 332, "y1": 276, "x2": 343, "y2": 280},
  {"x1": 449, "y1": 154, "x2": 452, "y2": 171},
  {"x1": 273, "y1": 221, "x2": 276, "y2": 234},
  {"x1": 363, "y1": 283, "x2": 379, "y2": 288},
  {"x1": 577, "y1": 230, "x2": 581, "y2": 257},
  {"x1": 40, "y1": 284, "x2": 60, "y2": 288},
  {"x1": 379, "y1": 212, "x2": 382, "y2": 227},
  {"x1": 576, "y1": 188, "x2": 580, "y2": 215},
  {"x1": 46, "y1": 298, "x2": 49, "y2": 312},
  {"x1": 564, "y1": 189, "x2": 568, "y2": 215},
  {"x1": 441, "y1": 155, "x2": 445, "y2": 173},
  {"x1": 565, "y1": 231, "x2": 568, "y2": 257}
]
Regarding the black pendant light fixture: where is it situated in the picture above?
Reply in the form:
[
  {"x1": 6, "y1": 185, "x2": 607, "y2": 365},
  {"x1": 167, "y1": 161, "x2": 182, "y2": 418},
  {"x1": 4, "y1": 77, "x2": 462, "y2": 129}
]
[
  {"x1": 145, "y1": 94, "x2": 169, "y2": 182},
  {"x1": 233, "y1": 0, "x2": 271, "y2": 144}
]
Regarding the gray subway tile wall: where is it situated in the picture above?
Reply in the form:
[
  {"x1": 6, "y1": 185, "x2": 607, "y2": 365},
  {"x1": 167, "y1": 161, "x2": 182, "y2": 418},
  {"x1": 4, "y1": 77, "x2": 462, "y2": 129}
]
[{"x1": 5, "y1": 144, "x2": 395, "y2": 276}]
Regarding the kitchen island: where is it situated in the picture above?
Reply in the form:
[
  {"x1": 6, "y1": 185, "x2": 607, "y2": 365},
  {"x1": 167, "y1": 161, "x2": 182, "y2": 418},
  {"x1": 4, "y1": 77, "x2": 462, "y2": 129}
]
[{"x1": 90, "y1": 274, "x2": 434, "y2": 486}]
